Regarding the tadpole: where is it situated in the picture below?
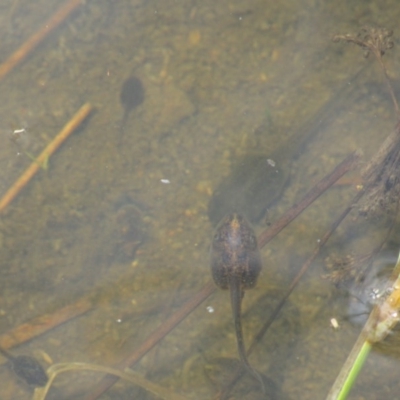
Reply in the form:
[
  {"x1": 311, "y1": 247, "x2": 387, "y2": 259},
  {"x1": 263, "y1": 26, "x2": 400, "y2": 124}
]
[
  {"x1": 0, "y1": 347, "x2": 48, "y2": 387},
  {"x1": 210, "y1": 213, "x2": 264, "y2": 392},
  {"x1": 119, "y1": 76, "x2": 145, "y2": 135}
]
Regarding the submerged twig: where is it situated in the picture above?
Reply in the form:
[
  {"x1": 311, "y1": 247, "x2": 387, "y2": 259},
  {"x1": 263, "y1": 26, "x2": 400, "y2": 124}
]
[
  {"x1": 0, "y1": 103, "x2": 93, "y2": 213},
  {"x1": 33, "y1": 362, "x2": 188, "y2": 400},
  {"x1": 85, "y1": 282, "x2": 216, "y2": 400},
  {"x1": 258, "y1": 151, "x2": 361, "y2": 248},
  {"x1": 0, "y1": 0, "x2": 83, "y2": 82},
  {"x1": 358, "y1": 121, "x2": 400, "y2": 217},
  {"x1": 0, "y1": 297, "x2": 92, "y2": 350}
]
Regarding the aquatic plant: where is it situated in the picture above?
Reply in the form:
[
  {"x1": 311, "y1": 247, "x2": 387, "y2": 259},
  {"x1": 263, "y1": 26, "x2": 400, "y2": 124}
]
[{"x1": 32, "y1": 362, "x2": 187, "y2": 400}]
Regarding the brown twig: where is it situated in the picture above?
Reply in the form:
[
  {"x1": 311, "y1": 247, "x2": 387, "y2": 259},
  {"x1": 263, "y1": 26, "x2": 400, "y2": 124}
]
[
  {"x1": 0, "y1": 102, "x2": 93, "y2": 213},
  {"x1": 85, "y1": 282, "x2": 216, "y2": 400},
  {"x1": 0, "y1": 297, "x2": 92, "y2": 350},
  {"x1": 258, "y1": 151, "x2": 361, "y2": 248},
  {"x1": 0, "y1": 0, "x2": 83, "y2": 82},
  {"x1": 361, "y1": 120, "x2": 400, "y2": 180},
  {"x1": 84, "y1": 152, "x2": 359, "y2": 400}
]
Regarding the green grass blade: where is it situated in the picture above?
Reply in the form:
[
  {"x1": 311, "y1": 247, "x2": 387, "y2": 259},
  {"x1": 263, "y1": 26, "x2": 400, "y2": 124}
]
[{"x1": 336, "y1": 340, "x2": 371, "y2": 400}]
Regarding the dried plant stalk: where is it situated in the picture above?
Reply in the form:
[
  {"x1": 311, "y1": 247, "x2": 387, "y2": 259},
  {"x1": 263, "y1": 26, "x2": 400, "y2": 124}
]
[
  {"x1": 0, "y1": 0, "x2": 83, "y2": 82},
  {"x1": 0, "y1": 103, "x2": 92, "y2": 213}
]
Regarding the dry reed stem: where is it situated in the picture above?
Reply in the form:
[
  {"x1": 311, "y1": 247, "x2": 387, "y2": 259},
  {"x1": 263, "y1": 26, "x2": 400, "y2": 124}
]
[
  {"x1": 0, "y1": 0, "x2": 83, "y2": 82},
  {"x1": 258, "y1": 151, "x2": 361, "y2": 248},
  {"x1": 0, "y1": 297, "x2": 92, "y2": 350},
  {"x1": 0, "y1": 102, "x2": 93, "y2": 213}
]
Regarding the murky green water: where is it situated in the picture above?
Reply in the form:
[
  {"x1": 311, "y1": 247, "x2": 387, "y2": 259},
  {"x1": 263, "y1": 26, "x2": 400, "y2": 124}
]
[{"x1": 0, "y1": 0, "x2": 400, "y2": 399}]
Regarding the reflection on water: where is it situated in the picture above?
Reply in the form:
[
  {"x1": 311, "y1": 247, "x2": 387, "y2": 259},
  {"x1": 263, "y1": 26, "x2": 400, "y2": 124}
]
[{"x1": 0, "y1": 0, "x2": 399, "y2": 399}]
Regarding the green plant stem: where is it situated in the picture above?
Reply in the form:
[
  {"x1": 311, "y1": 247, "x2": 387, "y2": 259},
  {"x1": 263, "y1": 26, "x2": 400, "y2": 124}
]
[
  {"x1": 336, "y1": 340, "x2": 372, "y2": 400},
  {"x1": 327, "y1": 249, "x2": 400, "y2": 399},
  {"x1": 325, "y1": 314, "x2": 374, "y2": 400}
]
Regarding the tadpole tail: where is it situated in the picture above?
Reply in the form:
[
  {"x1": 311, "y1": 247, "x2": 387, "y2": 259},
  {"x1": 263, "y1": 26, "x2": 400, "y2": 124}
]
[
  {"x1": 229, "y1": 276, "x2": 265, "y2": 393},
  {"x1": 118, "y1": 109, "x2": 130, "y2": 146}
]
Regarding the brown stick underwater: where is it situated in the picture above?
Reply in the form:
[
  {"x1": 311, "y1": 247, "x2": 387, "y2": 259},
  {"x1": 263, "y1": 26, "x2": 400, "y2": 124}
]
[
  {"x1": 0, "y1": 297, "x2": 92, "y2": 350},
  {"x1": 0, "y1": 0, "x2": 83, "y2": 82},
  {"x1": 0, "y1": 103, "x2": 93, "y2": 213}
]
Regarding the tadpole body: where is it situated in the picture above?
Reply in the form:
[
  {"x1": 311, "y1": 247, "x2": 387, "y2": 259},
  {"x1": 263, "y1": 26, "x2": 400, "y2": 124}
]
[
  {"x1": 119, "y1": 76, "x2": 145, "y2": 135},
  {"x1": 0, "y1": 347, "x2": 48, "y2": 387}
]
